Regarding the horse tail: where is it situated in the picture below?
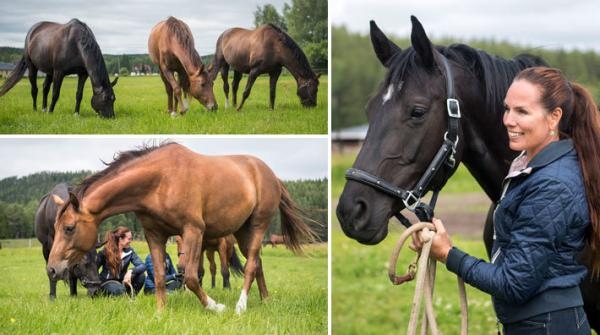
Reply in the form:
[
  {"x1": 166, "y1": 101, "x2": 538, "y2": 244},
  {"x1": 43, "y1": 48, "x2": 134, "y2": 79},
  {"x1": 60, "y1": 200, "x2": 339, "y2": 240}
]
[
  {"x1": 229, "y1": 246, "x2": 245, "y2": 277},
  {"x1": 0, "y1": 56, "x2": 28, "y2": 97},
  {"x1": 277, "y1": 179, "x2": 321, "y2": 255}
]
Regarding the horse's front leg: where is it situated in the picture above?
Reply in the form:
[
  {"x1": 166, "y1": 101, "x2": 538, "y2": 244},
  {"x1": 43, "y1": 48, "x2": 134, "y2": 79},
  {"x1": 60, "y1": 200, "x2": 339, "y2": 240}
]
[
  {"x1": 182, "y1": 226, "x2": 225, "y2": 312},
  {"x1": 74, "y1": 73, "x2": 88, "y2": 115},
  {"x1": 207, "y1": 250, "x2": 217, "y2": 288},
  {"x1": 140, "y1": 217, "x2": 169, "y2": 310},
  {"x1": 237, "y1": 69, "x2": 261, "y2": 111},
  {"x1": 268, "y1": 68, "x2": 282, "y2": 110},
  {"x1": 218, "y1": 245, "x2": 231, "y2": 289},
  {"x1": 158, "y1": 68, "x2": 178, "y2": 117},
  {"x1": 27, "y1": 64, "x2": 38, "y2": 111},
  {"x1": 220, "y1": 64, "x2": 230, "y2": 108}
]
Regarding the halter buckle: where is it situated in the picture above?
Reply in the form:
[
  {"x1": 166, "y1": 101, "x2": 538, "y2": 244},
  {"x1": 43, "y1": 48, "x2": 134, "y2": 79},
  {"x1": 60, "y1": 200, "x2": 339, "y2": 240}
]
[
  {"x1": 402, "y1": 191, "x2": 421, "y2": 212},
  {"x1": 447, "y1": 98, "x2": 461, "y2": 118}
]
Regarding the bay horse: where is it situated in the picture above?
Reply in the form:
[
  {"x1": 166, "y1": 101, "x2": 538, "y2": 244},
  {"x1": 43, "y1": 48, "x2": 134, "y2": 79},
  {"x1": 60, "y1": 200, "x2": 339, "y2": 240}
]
[
  {"x1": 148, "y1": 17, "x2": 217, "y2": 116},
  {"x1": 175, "y1": 235, "x2": 244, "y2": 289},
  {"x1": 0, "y1": 19, "x2": 117, "y2": 118},
  {"x1": 35, "y1": 183, "x2": 100, "y2": 299},
  {"x1": 335, "y1": 16, "x2": 600, "y2": 331},
  {"x1": 211, "y1": 24, "x2": 320, "y2": 110},
  {"x1": 46, "y1": 142, "x2": 317, "y2": 314}
]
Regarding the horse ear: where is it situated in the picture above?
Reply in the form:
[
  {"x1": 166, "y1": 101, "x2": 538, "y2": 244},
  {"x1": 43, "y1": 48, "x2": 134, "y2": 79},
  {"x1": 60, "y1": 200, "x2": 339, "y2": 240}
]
[
  {"x1": 315, "y1": 72, "x2": 322, "y2": 80},
  {"x1": 69, "y1": 192, "x2": 80, "y2": 212},
  {"x1": 51, "y1": 194, "x2": 65, "y2": 206},
  {"x1": 410, "y1": 15, "x2": 435, "y2": 69},
  {"x1": 111, "y1": 76, "x2": 119, "y2": 87},
  {"x1": 370, "y1": 20, "x2": 401, "y2": 67},
  {"x1": 197, "y1": 64, "x2": 205, "y2": 75}
]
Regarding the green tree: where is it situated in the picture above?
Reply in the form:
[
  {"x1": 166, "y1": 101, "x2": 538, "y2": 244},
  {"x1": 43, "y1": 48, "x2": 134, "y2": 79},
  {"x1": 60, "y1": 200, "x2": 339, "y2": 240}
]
[
  {"x1": 284, "y1": 0, "x2": 328, "y2": 70},
  {"x1": 254, "y1": 4, "x2": 287, "y2": 30}
]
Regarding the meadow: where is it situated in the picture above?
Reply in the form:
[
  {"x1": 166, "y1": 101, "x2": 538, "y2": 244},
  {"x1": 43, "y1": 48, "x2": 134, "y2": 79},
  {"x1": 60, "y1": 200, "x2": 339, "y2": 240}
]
[
  {"x1": 0, "y1": 241, "x2": 327, "y2": 335},
  {"x1": 0, "y1": 74, "x2": 328, "y2": 134}
]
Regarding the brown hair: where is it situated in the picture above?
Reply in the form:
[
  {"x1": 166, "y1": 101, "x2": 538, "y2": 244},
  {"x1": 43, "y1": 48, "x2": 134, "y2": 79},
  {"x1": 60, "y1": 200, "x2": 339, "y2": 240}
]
[
  {"x1": 102, "y1": 226, "x2": 131, "y2": 278},
  {"x1": 515, "y1": 67, "x2": 600, "y2": 276}
]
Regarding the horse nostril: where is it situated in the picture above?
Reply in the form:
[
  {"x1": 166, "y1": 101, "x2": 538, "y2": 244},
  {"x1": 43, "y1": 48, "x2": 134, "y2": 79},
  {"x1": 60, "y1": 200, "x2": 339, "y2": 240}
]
[{"x1": 350, "y1": 198, "x2": 370, "y2": 231}]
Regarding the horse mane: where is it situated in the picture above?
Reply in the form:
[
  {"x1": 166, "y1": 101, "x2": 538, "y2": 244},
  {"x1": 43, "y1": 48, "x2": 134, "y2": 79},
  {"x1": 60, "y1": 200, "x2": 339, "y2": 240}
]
[
  {"x1": 75, "y1": 141, "x2": 177, "y2": 197},
  {"x1": 266, "y1": 23, "x2": 314, "y2": 78},
  {"x1": 165, "y1": 17, "x2": 203, "y2": 68},
  {"x1": 386, "y1": 44, "x2": 547, "y2": 117},
  {"x1": 69, "y1": 19, "x2": 110, "y2": 85}
]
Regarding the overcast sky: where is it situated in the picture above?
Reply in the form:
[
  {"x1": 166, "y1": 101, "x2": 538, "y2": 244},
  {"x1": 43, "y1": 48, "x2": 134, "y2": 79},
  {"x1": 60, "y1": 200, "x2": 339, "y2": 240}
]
[
  {"x1": 0, "y1": 137, "x2": 328, "y2": 180},
  {"x1": 0, "y1": 0, "x2": 289, "y2": 54},
  {"x1": 332, "y1": 0, "x2": 600, "y2": 52}
]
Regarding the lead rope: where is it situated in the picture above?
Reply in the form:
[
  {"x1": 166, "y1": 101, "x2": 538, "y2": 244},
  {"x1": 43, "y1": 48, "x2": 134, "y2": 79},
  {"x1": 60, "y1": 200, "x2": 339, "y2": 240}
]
[{"x1": 388, "y1": 222, "x2": 468, "y2": 335}]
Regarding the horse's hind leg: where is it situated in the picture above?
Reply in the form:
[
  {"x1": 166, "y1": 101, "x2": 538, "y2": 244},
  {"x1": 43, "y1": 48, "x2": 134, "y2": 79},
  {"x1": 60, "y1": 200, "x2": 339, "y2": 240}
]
[
  {"x1": 234, "y1": 223, "x2": 269, "y2": 314},
  {"x1": 237, "y1": 69, "x2": 260, "y2": 111},
  {"x1": 41, "y1": 76, "x2": 52, "y2": 112},
  {"x1": 219, "y1": 241, "x2": 231, "y2": 289},
  {"x1": 207, "y1": 250, "x2": 217, "y2": 288},
  {"x1": 48, "y1": 71, "x2": 64, "y2": 113},
  {"x1": 27, "y1": 64, "x2": 38, "y2": 111},
  {"x1": 220, "y1": 64, "x2": 230, "y2": 108},
  {"x1": 268, "y1": 68, "x2": 282, "y2": 110},
  {"x1": 74, "y1": 73, "x2": 88, "y2": 115},
  {"x1": 232, "y1": 70, "x2": 242, "y2": 108}
]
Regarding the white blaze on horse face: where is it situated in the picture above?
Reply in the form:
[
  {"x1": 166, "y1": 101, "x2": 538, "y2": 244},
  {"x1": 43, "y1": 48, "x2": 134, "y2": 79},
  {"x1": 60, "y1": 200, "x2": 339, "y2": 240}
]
[
  {"x1": 235, "y1": 290, "x2": 248, "y2": 315},
  {"x1": 381, "y1": 81, "x2": 403, "y2": 105},
  {"x1": 206, "y1": 295, "x2": 226, "y2": 312}
]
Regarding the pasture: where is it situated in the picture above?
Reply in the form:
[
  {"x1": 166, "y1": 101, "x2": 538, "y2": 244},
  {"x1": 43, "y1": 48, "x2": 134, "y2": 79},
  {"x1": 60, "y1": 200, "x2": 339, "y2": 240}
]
[
  {"x1": 0, "y1": 74, "x2": 328, "y2": 134},
  {"x1": 0, "y1": 241, "x2": 327, "y2": 335}
]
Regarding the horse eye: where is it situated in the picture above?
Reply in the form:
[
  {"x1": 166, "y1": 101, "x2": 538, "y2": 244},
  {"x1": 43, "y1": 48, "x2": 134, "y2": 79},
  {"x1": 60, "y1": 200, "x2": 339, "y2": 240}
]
[
  {"x1": 64, "y1": 225, "x2": 75, "y2": 235},
  {"x1": 411, "y1": 107, "x2": 427, "y2": 119}
]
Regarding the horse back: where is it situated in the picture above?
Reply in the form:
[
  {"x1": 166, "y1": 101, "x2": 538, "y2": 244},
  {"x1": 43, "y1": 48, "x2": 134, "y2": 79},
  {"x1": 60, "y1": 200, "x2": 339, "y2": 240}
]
[
  {"x1": 26, "y1": 20, "x2": 87, "y2": 72},
  {"x1": 219, "y1": 25, "x2": 280, "y2": 73},
  {"x1": 148, "y1": 17, "x2": 201, "y2": 72}
]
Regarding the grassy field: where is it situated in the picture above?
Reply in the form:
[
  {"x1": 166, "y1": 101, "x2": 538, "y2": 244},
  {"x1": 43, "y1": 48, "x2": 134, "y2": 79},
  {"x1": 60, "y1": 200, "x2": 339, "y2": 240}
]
[
  {"x1": 0, "y1": 241, "x2": 327, "y2": 335},
  {"x1": 0, "y1": 74, "x2": 328, "y2": 134}
]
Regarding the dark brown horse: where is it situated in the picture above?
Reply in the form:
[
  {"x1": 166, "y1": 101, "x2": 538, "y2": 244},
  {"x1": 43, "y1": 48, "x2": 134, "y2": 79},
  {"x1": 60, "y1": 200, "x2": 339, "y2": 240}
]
[
  {"x1": 46, "y1": 142, "x2": 317, "y2": 314},
  {"x1": 211, "y1": 24, "x2": 320, "y2": 110},
  {"x1": 0, "y1": 19, "x2": 117, "y2": 117},
  {"x1": 175, "y1": 235, "x2": 244, "y2": 289},
  {"x1": 148, "y1": 17, "x2": 217, "y2": 116},
  {"x1": 35, "y1": 183, "x2": 100, "y2": 299}
]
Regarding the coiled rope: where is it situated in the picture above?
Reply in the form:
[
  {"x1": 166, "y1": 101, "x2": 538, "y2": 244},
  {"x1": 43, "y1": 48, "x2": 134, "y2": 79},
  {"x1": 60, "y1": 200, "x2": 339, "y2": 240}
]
[{"x1": 388, "y1": 222, "x2": 468, "y2": 335}]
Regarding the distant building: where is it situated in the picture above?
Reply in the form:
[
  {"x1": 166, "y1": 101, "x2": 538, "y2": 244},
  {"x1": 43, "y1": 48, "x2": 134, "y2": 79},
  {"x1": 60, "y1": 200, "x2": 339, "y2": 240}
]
[
  {"x1": 332, "y1": 124, "x2": 368, "y2": 153},
  {"x1": 0, "y1": 62, "x2": 14, "y2": 78}
]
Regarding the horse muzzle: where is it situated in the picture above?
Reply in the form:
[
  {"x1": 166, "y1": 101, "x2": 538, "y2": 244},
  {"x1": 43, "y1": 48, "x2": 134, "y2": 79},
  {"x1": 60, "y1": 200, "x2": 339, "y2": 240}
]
[
  {"x1": 47, "y1": 260, "x2": 70, "y2": 281},
  {"x1": 336, "y1": 187, "x2": 392, "y2": 245}
]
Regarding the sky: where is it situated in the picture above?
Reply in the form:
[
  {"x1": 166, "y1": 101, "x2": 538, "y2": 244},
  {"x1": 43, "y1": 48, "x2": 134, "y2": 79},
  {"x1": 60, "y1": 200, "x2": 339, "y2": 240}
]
[
  {"x1": 331, "y1": 0, "x2": 600, "y2": 53},
  {"x1": 0, "y1": 0, "x2": 289, "y2": 54},
  {"x1": 0, "y1": 137, "x2": 329, "y2": 180}
]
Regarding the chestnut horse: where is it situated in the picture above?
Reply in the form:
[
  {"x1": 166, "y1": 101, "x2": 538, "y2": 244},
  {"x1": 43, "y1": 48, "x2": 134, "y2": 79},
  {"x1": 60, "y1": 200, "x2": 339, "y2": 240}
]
[
  {"x1": 148, "y1": 16, "x2": 217, "y2": 116},
  {"x1": 35, "y1": 183, "x2": 101, "y2": 299},
  {"x1": 0, "y1": 19, "x2": 117, "y2": 117},
  {"x1": 211, "y1": 24, "x2": 320, "y2": 110},
  {"x1": 175, "y1": 235, "x2": 244, "y2": 289},
  {"x1": 47, "y1": 142, "x2": 317, "y2": 314}
]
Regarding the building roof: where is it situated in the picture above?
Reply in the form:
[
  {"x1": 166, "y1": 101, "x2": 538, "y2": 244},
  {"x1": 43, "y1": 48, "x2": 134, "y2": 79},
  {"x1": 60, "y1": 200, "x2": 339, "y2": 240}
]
[
  {"x1": 0, "y1": 62, "x2": 15, "y2": 71},
  {"x1": 332, "y1": 124, "x2": 368, "y2": 141}
]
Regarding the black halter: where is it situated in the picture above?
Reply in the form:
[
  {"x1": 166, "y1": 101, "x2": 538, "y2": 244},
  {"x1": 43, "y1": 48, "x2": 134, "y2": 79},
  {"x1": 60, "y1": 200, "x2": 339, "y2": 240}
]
[{"x1": 345, "y1": 53, "x2": 461, "y2": 226}]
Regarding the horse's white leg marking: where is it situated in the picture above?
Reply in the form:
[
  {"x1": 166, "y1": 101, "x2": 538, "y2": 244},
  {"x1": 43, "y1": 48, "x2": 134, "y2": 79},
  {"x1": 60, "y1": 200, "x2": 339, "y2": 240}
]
[
  {"x1": 235, "y1": 290, "x2": 248, "y2": 315},
  {"x1": 206, "y1": 295, "x2": 226, "y2": 313},
  {"x1": 382, "y1": 83, "x2": 394, "y2": 104},
  {"x1": 225, "y1": 97, "x2": 230, "y2": 108},
  {"x1": 183, "y1": 98, "x2": 189, "y2": 111}
]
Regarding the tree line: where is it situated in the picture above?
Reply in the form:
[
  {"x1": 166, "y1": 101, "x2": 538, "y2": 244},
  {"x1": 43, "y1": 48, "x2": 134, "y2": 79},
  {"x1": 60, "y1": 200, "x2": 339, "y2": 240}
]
[
  {"x1": 0, "y1": 171, "x2": 328, "y2": 242},
  {"x1": 332, "y1": 25, "x2": 600, "y2": 130}
]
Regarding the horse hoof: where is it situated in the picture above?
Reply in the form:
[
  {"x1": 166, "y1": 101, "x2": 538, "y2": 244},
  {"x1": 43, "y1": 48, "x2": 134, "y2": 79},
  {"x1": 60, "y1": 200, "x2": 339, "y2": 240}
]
[
  {"x1": 235, "y1": 303, "x2": 246, "y2": 315},
  {"x1": 170, "y1": 111, "x2": 177, "y2": 118},
  {"x1": 206, "y1": 297, "x2": 226, "y2": 313}
]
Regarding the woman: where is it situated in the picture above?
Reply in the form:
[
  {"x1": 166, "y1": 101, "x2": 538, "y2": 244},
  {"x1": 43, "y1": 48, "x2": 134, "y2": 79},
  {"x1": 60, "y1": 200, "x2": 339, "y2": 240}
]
[
  {"x1": 97, "y1": 226, "x2": 146, "y2": 296},
  {"x1": 419, "y1": 67, "x2": 600, "y2": 334}
]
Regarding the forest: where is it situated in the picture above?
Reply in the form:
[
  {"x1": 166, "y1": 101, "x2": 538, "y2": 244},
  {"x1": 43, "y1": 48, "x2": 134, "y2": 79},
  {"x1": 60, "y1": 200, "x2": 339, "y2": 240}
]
[
  {"x1": 332, "y1": 25, "x2": 600, "y2": 130},
  {"x1": 0, "y1": 171, "x2": 328, "y2": 242}
]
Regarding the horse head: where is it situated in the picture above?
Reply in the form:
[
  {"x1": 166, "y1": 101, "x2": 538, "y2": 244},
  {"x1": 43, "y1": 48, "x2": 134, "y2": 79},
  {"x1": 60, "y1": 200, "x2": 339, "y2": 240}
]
[
  {"x1": 71, "y1": 246, "x2": 102, "y2": 297},
  {"x1": 47, "y1": 192, "x2": 99, "y2": 281},
  {"x1": 190, "y1": 65, "x2": 217, "y2": 111},
  {"x1": 337, "y1": 16, "x2": 467, "y2": 245},
  {"x1": 91, "y1": 77, "x2": 117, "y2": 118},
  {"x1": 297, "y1": 73, "x2": 320, "y2": 107}
]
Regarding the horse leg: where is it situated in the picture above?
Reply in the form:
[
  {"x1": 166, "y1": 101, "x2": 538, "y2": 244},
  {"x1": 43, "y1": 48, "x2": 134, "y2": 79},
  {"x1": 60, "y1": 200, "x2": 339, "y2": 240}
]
[
  {"x1": 207, "y1": 250, "x2": 217, "y2": 288},
  {"x1": 48, "y1": 72, "x2": 64, "y2": 113},
  {"x1": 178, "y1": 73, "x2": 190, "y2": 115},
  {"x1": 158, "y1": 69, "x2": 176, "y2": 116},
  {"x1": 74, "y1": 73, "x2": 88, "y2": 115},
  {"x1": 49, "y1": 277, "x2": 57, "y2": 300},
  {"x1": 232, "y1": 71, "x2": 242, "y2": 108},
  {"x1": 218, "y1": 241, "x2": 231, "y2": 289},
  {"x1": 41, "y1": 76, "x2": 52, "y2": 113},
  {"x1": 199, "y1": 249, "x2": 205, "y2": 287},
  {"x1": 234, "y1": 223, "x2": 269, "y2": 314},
  {"x1": 69, "y1": 271, "x2": 78, "y2": 296},
  {"x1": 220, "y1": 64, "x2": 230, "y2": 108},
  {"x1": 182, "y1": 226, "x2": 225, "y2": 312},
  {"x1": 269, "y1": 68, "x2": 282, "y2": 110},
  {"x1": 27, "y1": 64, "x2": 38, "y2": 111},
  {"x1": 139, "y1": 214, "x2": 169, "y2": 310},
  {"x1": 237, "y1": 69, "x2": 260, "y2": 111}
]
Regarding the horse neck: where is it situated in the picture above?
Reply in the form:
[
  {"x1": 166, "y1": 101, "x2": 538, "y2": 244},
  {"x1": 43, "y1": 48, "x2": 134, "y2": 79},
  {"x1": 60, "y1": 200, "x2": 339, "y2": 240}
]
[
  {"x1": 77, "y1": 41, "x2": 111, "y2": 91},
  {"x1": 174, "y1": 48, "x2": 203, "y2": 77},
  {"x1": 81, "y1": 167, "x2": 158, "y2": 223},
  {"x1": 281, "y1": 47, "x2": 314, "y2": 83}
]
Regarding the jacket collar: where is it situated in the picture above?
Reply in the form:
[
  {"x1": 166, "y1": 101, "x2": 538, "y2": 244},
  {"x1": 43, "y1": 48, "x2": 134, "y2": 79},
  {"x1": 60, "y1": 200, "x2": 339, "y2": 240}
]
[{"x1": 505, "y1": 139, "x2": 575, "y2": 180}]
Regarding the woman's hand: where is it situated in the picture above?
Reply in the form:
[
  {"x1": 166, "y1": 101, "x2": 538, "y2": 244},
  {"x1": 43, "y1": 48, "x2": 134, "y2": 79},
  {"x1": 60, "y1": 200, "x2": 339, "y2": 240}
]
[
  {"x1": 430, "y1": 218, "x2": 453, "y2": 263},
  {"x1": 123, "y1": 269, "x2": 133, "y2": 284}
]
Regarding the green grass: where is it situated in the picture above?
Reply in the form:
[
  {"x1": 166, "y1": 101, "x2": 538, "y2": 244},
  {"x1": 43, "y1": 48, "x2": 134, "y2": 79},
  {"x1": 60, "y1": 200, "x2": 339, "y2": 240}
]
[
  {"x1": 332, "y1": 151, "x2": 482, "y2": 198},
  {"x1": 0, "y1": 241, "x2": 327, "y2": 335},
  {"x1": 0, "y1": 75, "x2": 328, "y2": 134}
]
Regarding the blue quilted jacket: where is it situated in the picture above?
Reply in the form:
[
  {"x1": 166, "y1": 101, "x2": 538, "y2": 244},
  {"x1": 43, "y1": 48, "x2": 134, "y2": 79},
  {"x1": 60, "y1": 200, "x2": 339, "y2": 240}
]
[{"x1": 446, "y1": 140, "x2": 589, "y2": 323}]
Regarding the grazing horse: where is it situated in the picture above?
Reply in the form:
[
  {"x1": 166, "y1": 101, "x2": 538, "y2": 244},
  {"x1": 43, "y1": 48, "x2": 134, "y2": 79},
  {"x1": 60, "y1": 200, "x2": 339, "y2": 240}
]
[
  {"x1": 175, "y1": 235, "x2": 244, "y2": 289},
  {"x1": 211, "y1": 24, "x2": 320, "y2": 110},
  {"x1": 0, "y1": 19, "x2": 117, "y2": 117},
  {"x1": 336, "y1": 16, "x2": 600, "y2": 331},
  {"x1": 46, "y1": 142, "x2": 317, "y2": 314},
  {"x1": 35, "y1": 183, "x2": 100, "y2": 299},
  {"x1": 148, "y1": 16, "x2": 217, "y2": 116}
]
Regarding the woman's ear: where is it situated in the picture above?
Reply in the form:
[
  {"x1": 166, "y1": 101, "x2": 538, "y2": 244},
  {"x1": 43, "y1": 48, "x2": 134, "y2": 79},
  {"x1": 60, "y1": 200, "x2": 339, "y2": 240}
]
[{"x1": 549, "y1": 107, "x2": 563, "y2": 130}]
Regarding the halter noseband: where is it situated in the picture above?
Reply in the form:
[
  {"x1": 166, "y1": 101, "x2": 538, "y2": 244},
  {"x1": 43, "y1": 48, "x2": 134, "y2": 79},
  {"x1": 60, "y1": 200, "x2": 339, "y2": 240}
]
[{"x1": 345, "y1": 54, "x2": 461, "y2": 226}]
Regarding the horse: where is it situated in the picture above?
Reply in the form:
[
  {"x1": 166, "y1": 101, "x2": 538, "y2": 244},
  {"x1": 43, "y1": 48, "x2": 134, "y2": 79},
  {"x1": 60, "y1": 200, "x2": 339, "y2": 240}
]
[
  {"x1": 35, "y1": 183, "x2": 101, "y2": 299},
  {"x1": 211, "y1": 24, "x2": 320, "y2": 111},
  {"x1": 263, "y1": 233, "x2": 286, "y2": 247},
  {"x1": 46, "y1": 142, "x2": 318, "y2": 314},
  {"x1": 175, "y1": 235, "x2": 244, "y2": 289},
  {"x1": 0, "y1": 19, "x2": 117, "y2": 118},
  {"x1": 148, "y1": 16, "x2": 217, "y2": 116},
  {"x1": 335, "y1": 16, "x2": 600, "y2": 331}
]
